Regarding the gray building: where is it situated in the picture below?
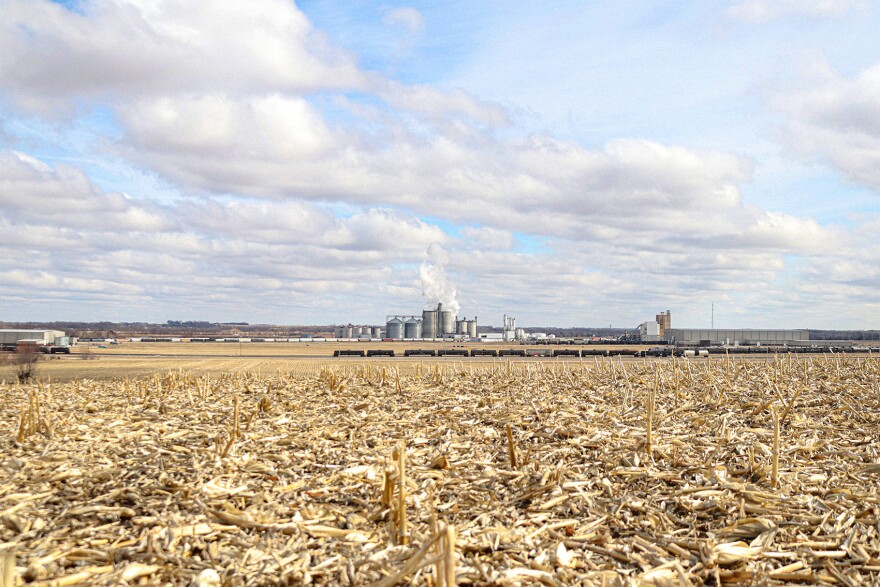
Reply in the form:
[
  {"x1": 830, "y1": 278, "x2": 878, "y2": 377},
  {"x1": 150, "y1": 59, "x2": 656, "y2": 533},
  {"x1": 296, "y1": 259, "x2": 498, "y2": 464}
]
[
  {"x1": 0, "y1": 329, "x2": 68, "y2": 347},
  {"x1": 664, "y1": 328, "x2": 808, "y2": 345}
]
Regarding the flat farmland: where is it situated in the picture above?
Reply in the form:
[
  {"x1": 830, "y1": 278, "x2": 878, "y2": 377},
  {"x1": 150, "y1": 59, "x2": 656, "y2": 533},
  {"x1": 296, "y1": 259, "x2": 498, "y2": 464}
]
[
  {"x1": 22, "y1": 342, "x2": 866, "y2": 383},
  {"x1": 69, "y1": 341, "x2": 638, "y2": 358},
  {"x1": 2, "y1": 355, "x2": 880, "y2": 585},
  {"x1": 28, "y1": 342, "x2": 623, "y2": 382}
]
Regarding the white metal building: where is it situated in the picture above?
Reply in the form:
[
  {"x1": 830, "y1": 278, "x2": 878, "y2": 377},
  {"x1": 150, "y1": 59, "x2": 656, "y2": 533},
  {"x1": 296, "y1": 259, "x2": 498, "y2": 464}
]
[
  {"x1": 664, "y1": 329, "x2": 808, "y2": 345},
  {"x1": 0, "y1": 329, "x2": 67, "y2": 345},
  {"x1": 0, "y1": 329, "x2": 68, "y2": 346},
  {"x1": 639, "y1": 321, "x2": 661, "y2": 341}
]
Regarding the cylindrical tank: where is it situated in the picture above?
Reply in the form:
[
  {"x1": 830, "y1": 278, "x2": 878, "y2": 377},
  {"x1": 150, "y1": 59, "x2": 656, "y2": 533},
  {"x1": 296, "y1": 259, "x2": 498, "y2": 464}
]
[
  {"x1": 385, "y1": 318, "x2": 403, "y2": 339},
  {"x1": 440, "y1": 311, "x2": 455, "y2": 336},
  {"x1": 515, "y1": 327, "x2": 525, "y2": 341},
  {"x1": 371, "y1": 326, "x2": 382, "y2": 338},
  {"x1": 334, "y1": 326, "x2": 344, "y2": 338},
  {"x1": 456, "y1": 319, "x2": 468, "y2": 335},
  {"x1": 351, "y1": 326, "x2": 360, "y2": 336},
  {"x1": 404, "y1": 318, "x2": 422, "y2": 339},
  {"x1": 468, "y1": 320, "x2": 478, "y2": 339},
  {"x1": 342, "y1": 325, "x2": 353, "y2": 338},
  {"x1": 422, "y1": 310, "x2": 438, "y2": 339}
]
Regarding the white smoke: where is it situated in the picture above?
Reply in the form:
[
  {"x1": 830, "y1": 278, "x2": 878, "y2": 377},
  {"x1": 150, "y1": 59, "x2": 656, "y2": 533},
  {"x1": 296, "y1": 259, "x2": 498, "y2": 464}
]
[{"x1": 419, "y1": 243, "x2": 460, "y2": 314}]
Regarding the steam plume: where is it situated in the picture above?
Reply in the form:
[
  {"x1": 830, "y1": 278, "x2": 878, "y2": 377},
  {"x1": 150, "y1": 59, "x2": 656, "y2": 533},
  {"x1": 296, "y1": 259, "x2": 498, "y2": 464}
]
[{"x1": 419, "y1": 243, "x2": 460, "y2": 314}]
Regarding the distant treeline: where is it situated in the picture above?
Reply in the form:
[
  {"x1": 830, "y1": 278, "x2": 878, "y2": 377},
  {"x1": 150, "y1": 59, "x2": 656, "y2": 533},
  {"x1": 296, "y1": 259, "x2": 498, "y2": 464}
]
[{"x1": 0, "y1": 321, "x2": 334, "y2": 338}]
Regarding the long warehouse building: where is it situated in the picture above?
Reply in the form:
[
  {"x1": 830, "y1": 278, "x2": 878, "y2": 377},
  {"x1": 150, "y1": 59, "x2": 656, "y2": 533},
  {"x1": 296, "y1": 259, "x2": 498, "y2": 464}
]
[{"x1": 664, "y1": 328, "x2": 808, "y2": 345}]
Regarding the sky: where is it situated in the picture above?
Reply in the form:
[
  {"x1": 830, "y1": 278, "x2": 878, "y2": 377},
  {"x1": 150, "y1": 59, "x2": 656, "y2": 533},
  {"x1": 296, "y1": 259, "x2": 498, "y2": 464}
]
[{"x1": 0, "y1": 0, "x2": 879, "y2": 329}]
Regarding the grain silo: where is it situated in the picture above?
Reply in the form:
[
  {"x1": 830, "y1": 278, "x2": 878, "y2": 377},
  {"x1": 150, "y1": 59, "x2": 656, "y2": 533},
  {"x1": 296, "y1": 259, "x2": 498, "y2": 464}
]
[
  {"x1": 440, "y1": 311, "x2": 455, "y2": 336},
  {"x1": 421, "y1": 309, "x2": 438, "y2": 339},
  {"x1": 385, "y1": 318, "x2": 404, "y2": 339},
  {"x1": 342, "y1": 324, "x2": 353, "y2": 338},
  {"x1": 371, "y1": 326, "x2": 383, "y2": 338},
  {"x1": 404, "y1": 318, "x2": 422, "y2": 339},
  {"x1": 467, "y1": 318, "x2": 478, "y2": 339}
]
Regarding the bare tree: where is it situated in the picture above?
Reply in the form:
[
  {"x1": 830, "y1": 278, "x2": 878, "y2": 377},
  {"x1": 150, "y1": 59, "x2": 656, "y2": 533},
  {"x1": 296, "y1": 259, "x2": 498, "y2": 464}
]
[{"x1": 5, "y1": 344, "x2": 41, "y2": 383}]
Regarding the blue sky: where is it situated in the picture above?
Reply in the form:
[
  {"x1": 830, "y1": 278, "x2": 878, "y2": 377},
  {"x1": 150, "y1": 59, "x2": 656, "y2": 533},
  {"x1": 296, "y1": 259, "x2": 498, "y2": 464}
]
[{"x1": 0, "y1": 0, "x2": 878, "y2": 328}]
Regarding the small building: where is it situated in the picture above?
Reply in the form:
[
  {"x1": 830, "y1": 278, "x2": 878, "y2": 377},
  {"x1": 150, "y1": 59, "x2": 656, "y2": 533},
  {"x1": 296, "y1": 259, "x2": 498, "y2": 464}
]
[{"x1": 639, "y1": 321, "x2": 661, "y2": 341}]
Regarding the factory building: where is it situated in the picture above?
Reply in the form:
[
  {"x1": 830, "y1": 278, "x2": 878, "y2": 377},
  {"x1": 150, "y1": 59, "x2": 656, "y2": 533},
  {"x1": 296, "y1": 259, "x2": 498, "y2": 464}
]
[
  {"x1": 384, "y1": 303, "x2": 477, "y2": 340},
  {"x1": 638, "y1": 310, "x2": 670, "y2": 342},
  {"x1": 664, "y1": 329, "x2": 809, "y2": 346},
  {"x1": 0, "y1": 329, "x2": 69, "y2": 350}
]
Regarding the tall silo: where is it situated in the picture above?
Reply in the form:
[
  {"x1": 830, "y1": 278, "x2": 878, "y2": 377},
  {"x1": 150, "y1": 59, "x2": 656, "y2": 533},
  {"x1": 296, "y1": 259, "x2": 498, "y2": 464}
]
[
  {"x1": 352, "y1": 326, "x2": 362, "y2": 336},
  {"x1": 456, "y1": 319, "x2": 468, "y2": 335},
  {"x1": 440, "y1": 311, "x2": 455, "y2": 336},
  {"x1": 404, "y1": 318, "x2": 422, "y2": 339},
  {"x1": 467, "y1": 318, "x2": 478, "y2": 339},
  {"x1": 385, "y1": 318, "x2": 404, "y2": 339},
  {"x1": 371, "y1": 326, "x2": 382, "y2": 338},
  {"x1": 334, "y1": 326, "x2": 344, "y2": 338},
  {"x1": 342, "y1": 324, "x2": 353, "y2": 338},
  {"x1": 421, "y1": 310, "x2": 438, "y2": 339}
]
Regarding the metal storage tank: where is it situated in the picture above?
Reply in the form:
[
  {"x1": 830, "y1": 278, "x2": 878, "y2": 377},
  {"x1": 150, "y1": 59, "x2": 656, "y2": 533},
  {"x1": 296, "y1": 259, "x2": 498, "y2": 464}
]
[
  {"x1": 468, "y1": 320, "x2": 478, "y2": 339},
  {"x1": 371, "y1": 326, "x2": 382, "y2": 338},
  {"x1": 515, "y1": 327, "x2": 525, "y2": 341},
  {"x1": 334, "y1": 326, "x2": 344, "y2": 338},
  {"x1": 421, "y1": 310, "x2": 438, "y2": 339},
  {"x1": 456, "y1": 319, "x2": 468, "y2": 334},
  {"x1": 342, "y1": 325, "x2": 353, "y2": 338},
  {"x1": 404, "y1": 318, "x2": 422, "y2": 339},
  {"x1": 440, "y1": 311, "x2": 455, "y2": 336},
  {"x1": 385, "y1": 318, "x2": 404, "y2": 339}
]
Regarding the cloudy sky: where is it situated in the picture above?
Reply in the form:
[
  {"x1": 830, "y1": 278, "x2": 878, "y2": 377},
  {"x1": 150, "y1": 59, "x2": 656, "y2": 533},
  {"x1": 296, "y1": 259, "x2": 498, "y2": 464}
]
[{"x1": 1, "y1": 0, "x2": 878, "y2": 329}]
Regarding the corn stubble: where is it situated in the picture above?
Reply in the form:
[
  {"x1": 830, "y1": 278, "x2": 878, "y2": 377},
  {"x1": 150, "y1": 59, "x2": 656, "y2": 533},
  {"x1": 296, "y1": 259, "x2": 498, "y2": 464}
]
[{"x1": 1, "y1": 355, "x2": 880, "y2": 585}]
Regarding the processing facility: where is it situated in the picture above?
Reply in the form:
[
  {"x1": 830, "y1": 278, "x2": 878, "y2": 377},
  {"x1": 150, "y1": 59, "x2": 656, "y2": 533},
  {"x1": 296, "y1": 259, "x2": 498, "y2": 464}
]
[{"x1": 385, "y1": 303, "x2": 477, "y2": 340}]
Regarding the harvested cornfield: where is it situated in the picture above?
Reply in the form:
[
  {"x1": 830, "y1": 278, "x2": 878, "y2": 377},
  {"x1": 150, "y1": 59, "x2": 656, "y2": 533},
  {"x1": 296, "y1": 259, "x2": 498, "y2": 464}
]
[{"x1": 2, "y1": 355, "x2": 880, "y2": 585}]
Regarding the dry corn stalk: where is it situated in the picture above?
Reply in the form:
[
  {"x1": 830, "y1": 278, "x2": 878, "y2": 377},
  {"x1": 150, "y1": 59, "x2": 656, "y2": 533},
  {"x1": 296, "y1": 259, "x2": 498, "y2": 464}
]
[
  {"x1": 219, "y1": 392, "x2": 240, "y2": 458},
  {"x1": 16, "y1": 389, "x2": 51, "y2": 442},
  {"x1": 506, "y1": 423, "x2": 517, "y2": 469},
  {"x1": 771, "y1": 407, "x2": 780, "y2": 488},
  {"x1": 396, "y1": 440, "x2": 408, "y2": 546},
  {"x1": 1, "y1": 546, "x2": 14, "y2": 587}
]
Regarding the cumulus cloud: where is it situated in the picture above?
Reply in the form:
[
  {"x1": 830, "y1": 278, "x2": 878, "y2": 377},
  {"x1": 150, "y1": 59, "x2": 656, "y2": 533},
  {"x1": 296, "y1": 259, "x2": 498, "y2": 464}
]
[
  {"x1": 0, "y1": 150, "x2": 170, "y2": 231},
  {"x1": 0, "y1": 150, "x2": 449, "y2": 321},
  {"x1": 0, "y1": 0, "x2": 366, "y2": 113},
  {"x1": 726, "y1": 0, "x2": 864, "y2": 22},
  {"x1": 774, "y1": 61, "x2": 880, "y2": 191}
]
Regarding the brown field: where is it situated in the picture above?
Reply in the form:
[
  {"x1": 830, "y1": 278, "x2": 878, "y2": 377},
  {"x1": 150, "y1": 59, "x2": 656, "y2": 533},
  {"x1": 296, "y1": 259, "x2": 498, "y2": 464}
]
[
  {"x1": 2, "y1": 354, "x2": 880, "y2": 585},
  {"x1": 23, "y1": 342, "x2": 637, "y2": 383},
  {"x1": 69, "y1": 341, "x2": 639, "y2": 358}
]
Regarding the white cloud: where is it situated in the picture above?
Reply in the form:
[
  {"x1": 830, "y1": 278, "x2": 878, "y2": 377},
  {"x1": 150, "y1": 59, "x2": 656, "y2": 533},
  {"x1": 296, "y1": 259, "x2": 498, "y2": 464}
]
[
  {"x1": 726, "y1": 0, "x2": 864, "y2": 23},
  {"x1": 0, "y1": 0, "x2": 366, "y2": 113},
  {"x1": 0, "y1": 150, "x2": 170, "y2": 231},
  {"x1": 774, "y1": 60, "x2": 880, "y2": 191},
  {"x1": 383, "y1": 7, "x2": 425, "y2": 36}
]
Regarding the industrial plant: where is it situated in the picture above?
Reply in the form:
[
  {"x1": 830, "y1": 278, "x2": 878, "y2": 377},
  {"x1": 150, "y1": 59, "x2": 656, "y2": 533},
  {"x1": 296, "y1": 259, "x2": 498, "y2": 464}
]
[
  {"x1": 335, "y1": 303, "x2": 481, "y2": 340},
  {"x1": 636, "y1": 310, "x2": 812, "y2": 346}
]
